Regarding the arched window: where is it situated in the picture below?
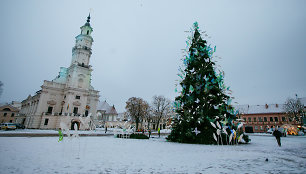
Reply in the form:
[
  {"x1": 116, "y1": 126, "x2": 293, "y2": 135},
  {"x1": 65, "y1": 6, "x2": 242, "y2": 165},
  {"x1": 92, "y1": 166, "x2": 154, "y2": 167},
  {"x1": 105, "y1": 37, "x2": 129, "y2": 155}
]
[
  {"x1": 87, "y1": 30, "x2": 89, "y2": 35},
  {"x1": 78, "y1": 78, "x2": 83, "y2": 88},
  {"x1": 3, "y1": 108, "x2": 11, "y2": 111}
]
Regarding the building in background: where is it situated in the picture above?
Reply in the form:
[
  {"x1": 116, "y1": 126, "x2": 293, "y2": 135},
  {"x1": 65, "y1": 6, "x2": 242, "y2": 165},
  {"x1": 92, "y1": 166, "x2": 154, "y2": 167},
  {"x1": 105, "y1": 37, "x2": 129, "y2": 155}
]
[
  {"x1": 235, "y1": 104, "x2": 301, "y2": 133},
  {"x1": 16, "y1": 15, "x2": 99, "y2": 130},
  {"x1": 299, "y1": 97, "x2": 306, "y2": 125},
  {"x1": 96, "y1": 100, "x2": 119, "y2": 128},
  {"x1": 0, "y1": 103, "x2": 20, "y2": 123}
]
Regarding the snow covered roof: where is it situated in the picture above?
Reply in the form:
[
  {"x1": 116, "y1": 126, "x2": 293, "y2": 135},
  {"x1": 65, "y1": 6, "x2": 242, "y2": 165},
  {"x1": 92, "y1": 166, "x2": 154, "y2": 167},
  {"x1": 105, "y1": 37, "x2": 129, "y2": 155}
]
[
  {"x1": 97, "y1": 100, "x2": 118, "y2": 115},
  {"x1": 109, "y1": 106, "x2": 118, "y2": 115},
  {"x1": 97, "y1": 100, "x2": 111, "y2": 112},
  {"x1": 234, "y1": 104, "x2": 285, "y2": 114}
]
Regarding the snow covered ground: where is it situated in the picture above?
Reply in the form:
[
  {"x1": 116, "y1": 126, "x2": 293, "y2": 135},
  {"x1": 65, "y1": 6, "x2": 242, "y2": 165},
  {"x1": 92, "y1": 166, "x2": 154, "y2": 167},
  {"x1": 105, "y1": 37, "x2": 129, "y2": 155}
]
[
  {"x1": 0, "y1": 134, "x2": 305, "y2": 173},
  {"x1": 0, "y1": 128, "x2": 170, "y2": 136}
]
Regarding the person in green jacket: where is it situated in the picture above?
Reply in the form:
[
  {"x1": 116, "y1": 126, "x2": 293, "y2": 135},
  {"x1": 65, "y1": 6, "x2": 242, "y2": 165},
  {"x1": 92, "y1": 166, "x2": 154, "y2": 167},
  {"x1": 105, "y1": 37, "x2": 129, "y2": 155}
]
[{"x1": 158, "y1": 128, "x2": 160, "y2": 138}]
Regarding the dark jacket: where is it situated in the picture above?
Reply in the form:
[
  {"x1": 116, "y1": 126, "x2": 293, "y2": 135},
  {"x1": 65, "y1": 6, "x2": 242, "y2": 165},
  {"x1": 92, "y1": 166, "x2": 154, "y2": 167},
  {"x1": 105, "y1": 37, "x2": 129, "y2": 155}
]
[{"x1": 273, "y1": 130, "x2": 282, "y2": 138}]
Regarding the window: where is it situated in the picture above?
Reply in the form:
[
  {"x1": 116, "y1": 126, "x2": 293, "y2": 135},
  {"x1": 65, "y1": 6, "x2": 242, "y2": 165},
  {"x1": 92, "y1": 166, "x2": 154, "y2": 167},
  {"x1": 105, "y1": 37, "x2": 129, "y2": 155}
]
[
  {"x1": 274, "y1": 117, "x2": 278, "y2": 122},
  {"x1": 255, "y1": 126, "x2": 258, "y2": 130},
  {"x1": 260, "y1": 126, "x2": 263, "y2": 130},
  {"x1": 47, "y1": 107, "x2": 53, "y2": 114},
  {"x1": 75, "y1": 95, "x2": 81, "y2": 99},
  {"x1": 3, "y1": 113, "x2": 7, "y2": 117},
  {"x1": 9, "y1": 120, "x2": 12, "y2": 123},
  {"x1": 282, "y1": 117, "x2": 286, "y2": 122},
  {"x1": 73, "y1": 107, "x2": 78, "y2": 115},
  {"x1": 248, "y1": 117, "x2": 251, "y2": 122},
  {"x1": 243, "y1": 118, "x2": 246, "y2": 121},
  {"x1": 85, "y1": 110, "x2": 88, "y2": 116},
  {"x1": 253, "y1": 117, "x2": 256, "y2": 122},
  {"x1": 44, "y1": 119, "x2": 49, "y2": 125},
  {"x1": 11, "y1": 113, "x2": 15, "y2": 117},
  {"x1": 270, "y1": 117, "x2": 273, "y2": 122},
  {"x1": 264, "y1": 117, "x2": 267, "y2": 122},
  {"x1": 87, "y1": 30, "x2": 89, "y2": 35},
  {"x1": 258, "y1": 117, "x2": 262, "y2": 122}
]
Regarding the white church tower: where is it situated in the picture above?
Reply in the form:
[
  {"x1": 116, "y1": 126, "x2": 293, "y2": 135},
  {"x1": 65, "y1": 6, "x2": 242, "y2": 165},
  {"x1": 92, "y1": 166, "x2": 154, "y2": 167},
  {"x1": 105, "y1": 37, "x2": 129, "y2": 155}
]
[{"x1": 18, "y1": 15, "x2": 100, "y2": 130}]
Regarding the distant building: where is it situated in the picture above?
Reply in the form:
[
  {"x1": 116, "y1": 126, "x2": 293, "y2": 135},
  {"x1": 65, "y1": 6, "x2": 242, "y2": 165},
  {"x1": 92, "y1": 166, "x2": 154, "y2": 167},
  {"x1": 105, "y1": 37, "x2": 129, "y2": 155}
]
[
  {"x1": 11, "y1": 101, "x2": 21, "y2": 110},
  {"x1": 96, "y1": 100, "x2": 119, "y2": 128},
  {"x1": 0, "y1": 104, "x2": 19, "y2": 123},
  {"x1": 298, "y1": 97, "x2": 306, "y2": 125},
  {"x1": 235, "y1": 104, "x2": 301, "y2": 133},
  {"x1": 16, "y1": 15, "x2": 99, "y2": 130}
]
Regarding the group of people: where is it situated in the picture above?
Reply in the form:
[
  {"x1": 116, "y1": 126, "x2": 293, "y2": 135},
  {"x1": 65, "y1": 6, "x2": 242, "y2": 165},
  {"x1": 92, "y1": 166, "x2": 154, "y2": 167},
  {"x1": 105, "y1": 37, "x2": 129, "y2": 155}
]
[{"x1": 146, "y1": 128, "x2": 161, "y2": 138}]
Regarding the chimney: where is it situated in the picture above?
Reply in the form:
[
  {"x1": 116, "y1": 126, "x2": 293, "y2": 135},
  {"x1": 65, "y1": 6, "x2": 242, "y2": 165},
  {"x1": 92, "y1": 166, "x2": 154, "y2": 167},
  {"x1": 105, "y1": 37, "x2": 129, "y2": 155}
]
[
  {"x1": 276, "y1": 104, "x2": 278, "y2": 108},
  {"x1": 265, "y1": 104, "x2": 268, "y2": 109}
]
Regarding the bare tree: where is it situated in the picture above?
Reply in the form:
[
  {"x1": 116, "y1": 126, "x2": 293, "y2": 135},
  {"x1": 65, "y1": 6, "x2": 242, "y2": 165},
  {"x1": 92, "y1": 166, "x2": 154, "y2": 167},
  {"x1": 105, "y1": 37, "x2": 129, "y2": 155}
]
[
  {"x1": 0, "y1": 81, "x2": 3, "y2": 98},
  {"x1": 283, "y1": 96, "x2": 305, "y2": 123},
  {"x1": 151, "y1": 95, "x2": 171, "y2": 130},
  {"x1": 125, "y1": 97, "x2": 149, "y2": 131},
  {"x1": 144, "y1": 107, "x2": 153, "y2": 130}
]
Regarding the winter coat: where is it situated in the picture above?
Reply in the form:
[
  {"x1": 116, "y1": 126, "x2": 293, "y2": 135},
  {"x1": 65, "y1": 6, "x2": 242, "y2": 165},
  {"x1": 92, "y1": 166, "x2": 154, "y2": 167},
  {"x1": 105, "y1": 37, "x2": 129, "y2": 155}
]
[{"x1": 273, "y1": 130, "x2": 282, "y2": 138}]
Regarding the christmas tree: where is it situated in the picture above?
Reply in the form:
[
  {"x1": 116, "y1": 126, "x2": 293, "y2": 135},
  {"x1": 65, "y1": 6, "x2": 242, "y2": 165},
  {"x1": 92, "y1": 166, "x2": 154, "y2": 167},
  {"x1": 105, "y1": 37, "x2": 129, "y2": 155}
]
[{"x1": 167, "y1": 22, "x2": 237, "y2": 144}]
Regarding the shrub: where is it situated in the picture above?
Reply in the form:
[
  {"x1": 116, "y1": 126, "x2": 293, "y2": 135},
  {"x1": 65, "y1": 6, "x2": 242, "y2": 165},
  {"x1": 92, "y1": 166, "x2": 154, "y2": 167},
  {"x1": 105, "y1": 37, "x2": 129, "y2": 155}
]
[{"x1": 130, "y1": 133, "x2": 149, "y2": 139}]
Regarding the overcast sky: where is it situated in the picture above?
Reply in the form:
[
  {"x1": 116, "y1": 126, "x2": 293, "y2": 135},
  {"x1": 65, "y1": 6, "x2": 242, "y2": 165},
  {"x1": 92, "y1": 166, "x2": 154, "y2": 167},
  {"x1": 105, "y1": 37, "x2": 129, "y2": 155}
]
[{"x1": 0, "y1": 0, "x2": 305, "y2": 113}]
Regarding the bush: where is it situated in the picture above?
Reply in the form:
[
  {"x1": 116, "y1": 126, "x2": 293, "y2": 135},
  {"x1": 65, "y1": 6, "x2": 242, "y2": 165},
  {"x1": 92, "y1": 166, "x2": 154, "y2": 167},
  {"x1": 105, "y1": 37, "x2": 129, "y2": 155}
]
[{"x1": 129, "y1": 133, "x2": 149, "y2": 139}]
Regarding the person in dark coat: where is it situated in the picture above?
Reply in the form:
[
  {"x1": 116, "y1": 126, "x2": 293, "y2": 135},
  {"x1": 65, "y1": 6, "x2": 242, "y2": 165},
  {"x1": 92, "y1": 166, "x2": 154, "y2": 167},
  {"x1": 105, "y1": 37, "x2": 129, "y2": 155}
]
[
  {"x1": 148, "y1": 129, "x2": 151, "y2": 138},
  {"x1": 273, "y1": 127, "x2": 282, "y2": 147}
]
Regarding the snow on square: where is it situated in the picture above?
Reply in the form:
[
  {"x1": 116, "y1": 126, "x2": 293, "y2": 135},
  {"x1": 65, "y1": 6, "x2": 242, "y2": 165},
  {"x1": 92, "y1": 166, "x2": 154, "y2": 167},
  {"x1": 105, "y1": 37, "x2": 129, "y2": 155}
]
[{"x1": 0, "y1": 134, "x2": 305, "y2": 174}]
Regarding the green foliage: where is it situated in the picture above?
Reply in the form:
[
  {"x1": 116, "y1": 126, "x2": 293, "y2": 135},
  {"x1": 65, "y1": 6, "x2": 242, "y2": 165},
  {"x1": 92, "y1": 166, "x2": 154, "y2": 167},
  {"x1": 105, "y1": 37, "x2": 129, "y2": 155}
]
[{"x1": 167, "y1": 22, "x2": 236, "y2": 144}]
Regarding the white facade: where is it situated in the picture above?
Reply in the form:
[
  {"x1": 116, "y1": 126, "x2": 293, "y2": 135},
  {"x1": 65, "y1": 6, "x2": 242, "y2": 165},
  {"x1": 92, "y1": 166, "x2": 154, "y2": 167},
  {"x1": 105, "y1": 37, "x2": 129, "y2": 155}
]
[
  {"x1": 17, "y1": 15, "x2": 99, "y2": 130},
  {"x1": 96, "y1": 100, "x2": 119, "y2": 128}
]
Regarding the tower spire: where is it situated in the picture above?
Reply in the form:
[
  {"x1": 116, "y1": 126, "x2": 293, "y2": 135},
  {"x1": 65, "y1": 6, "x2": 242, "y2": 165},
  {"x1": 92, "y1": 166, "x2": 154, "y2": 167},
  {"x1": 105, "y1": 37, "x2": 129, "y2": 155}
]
[{"x1": 87, "y1": 13, "x2": 91, "y2": 23}]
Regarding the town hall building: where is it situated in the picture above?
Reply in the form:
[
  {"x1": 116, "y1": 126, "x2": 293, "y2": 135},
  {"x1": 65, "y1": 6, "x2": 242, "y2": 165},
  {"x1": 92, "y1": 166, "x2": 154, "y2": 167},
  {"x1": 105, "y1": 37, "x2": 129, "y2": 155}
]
[{"x1": 17, "y1": 15, "x2": 100, "y2": 130}]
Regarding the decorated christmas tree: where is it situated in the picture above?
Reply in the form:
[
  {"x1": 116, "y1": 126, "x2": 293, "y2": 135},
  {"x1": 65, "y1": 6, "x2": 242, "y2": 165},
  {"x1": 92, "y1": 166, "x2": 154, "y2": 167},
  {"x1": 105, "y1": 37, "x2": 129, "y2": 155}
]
[{"x1": 167, "y1": 22, "x2": 238, "y2": 144}]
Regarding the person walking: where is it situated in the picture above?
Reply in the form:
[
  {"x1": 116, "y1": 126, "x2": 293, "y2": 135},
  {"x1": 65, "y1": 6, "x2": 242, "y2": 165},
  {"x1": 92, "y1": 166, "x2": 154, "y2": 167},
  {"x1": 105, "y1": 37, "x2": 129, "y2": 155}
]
[
  {"x1": 105, "y1": 126, "x2": 107, "y2": 134},
  {"x1": 158, "y1": 127, "x2": 160, "y2": 138},
  {"x1": 148, "y1": 129, "x2": 151, "y2": 138},
  {"x1": 273, "y1": 127, "x2": 282, "y2": 147}
]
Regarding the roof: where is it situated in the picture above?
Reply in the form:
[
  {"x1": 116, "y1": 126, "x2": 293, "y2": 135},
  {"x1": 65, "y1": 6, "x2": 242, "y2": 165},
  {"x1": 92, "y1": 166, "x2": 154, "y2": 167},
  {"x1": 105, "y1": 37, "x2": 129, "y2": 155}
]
[
  {"x1": 234, "y1": 104, "x2": 285, "y2": 114},
  {"x1": 97, "y1": 100, "x2": 111, "y2": 112},
  {"x1": 97, "y1": 100, "x2": 117, "y2": 115},
  {"x1": 109, "y1": 106, "x2": 118, "y2": 115},
  {"x1": 0, "y1": 104, "x2": 20, "y2": 112}
]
